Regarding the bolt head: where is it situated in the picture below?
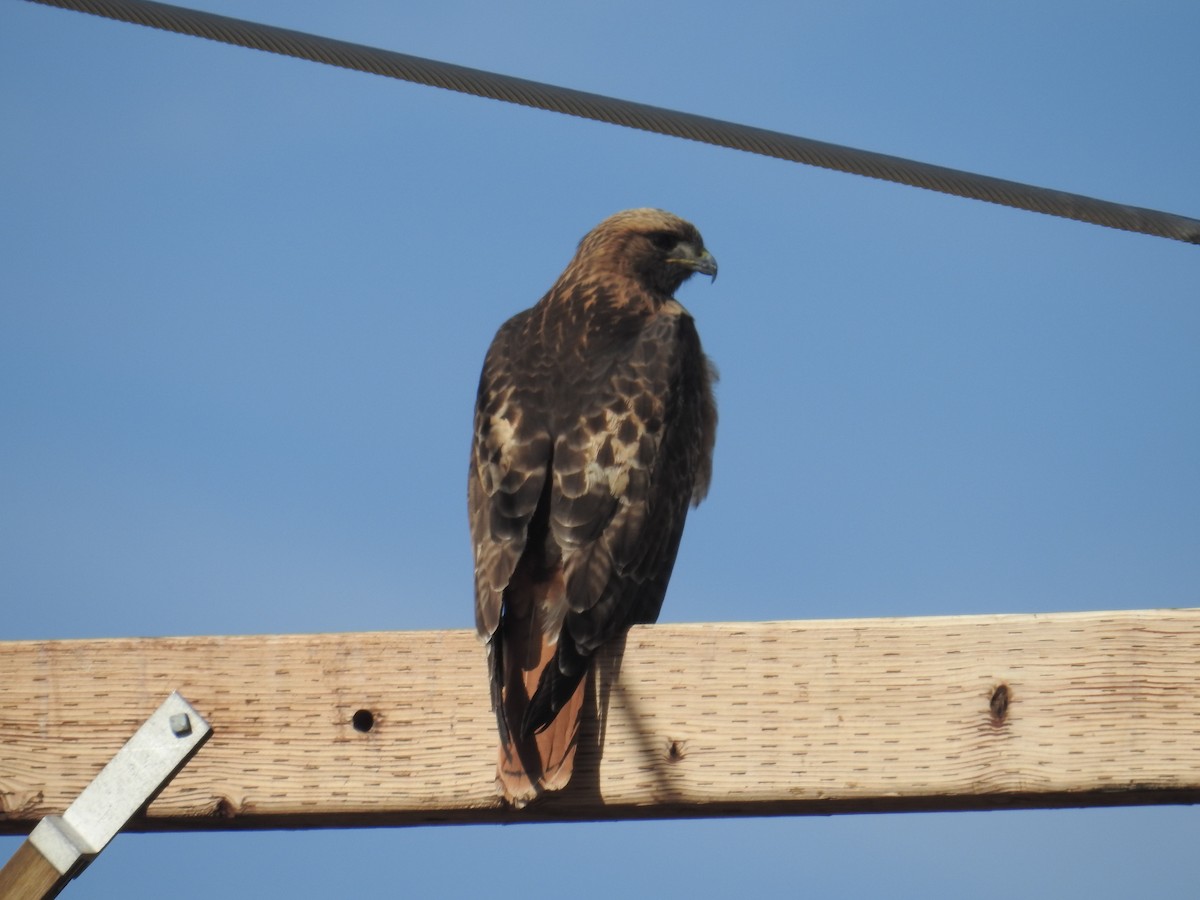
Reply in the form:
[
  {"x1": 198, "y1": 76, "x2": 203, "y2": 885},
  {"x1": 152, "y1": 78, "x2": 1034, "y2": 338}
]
[{"x1": 169, "y1": 713, "x2": 192, "y2": 736}]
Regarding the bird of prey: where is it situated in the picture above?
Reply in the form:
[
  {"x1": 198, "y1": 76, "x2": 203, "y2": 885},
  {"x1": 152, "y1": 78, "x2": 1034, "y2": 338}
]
[{"x1": 468, "y1": 208, "x2": 718, "y2": 806}]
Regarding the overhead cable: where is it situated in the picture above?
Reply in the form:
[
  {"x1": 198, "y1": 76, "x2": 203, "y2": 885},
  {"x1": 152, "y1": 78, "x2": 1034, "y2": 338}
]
[{"x1": 25, "y1": 0, "x2": 1200, "y2": 245}]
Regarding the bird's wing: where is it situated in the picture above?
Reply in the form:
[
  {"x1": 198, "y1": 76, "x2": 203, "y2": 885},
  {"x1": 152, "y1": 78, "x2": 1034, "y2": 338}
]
[{"x1": 469, "y1": 310, "x2": 552, "y2": 645}]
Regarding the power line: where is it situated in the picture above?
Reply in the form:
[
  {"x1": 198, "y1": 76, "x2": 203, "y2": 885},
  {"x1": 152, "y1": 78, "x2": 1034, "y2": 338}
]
[{"x1": 25, "y1": 0, "x2": 1200, "y2": 246}]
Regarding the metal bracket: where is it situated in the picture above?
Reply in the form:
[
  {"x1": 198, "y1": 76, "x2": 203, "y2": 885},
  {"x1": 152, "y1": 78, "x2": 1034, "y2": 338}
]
[{"x1": 0, "y1": 692, "x2": 211, "y2": 898}]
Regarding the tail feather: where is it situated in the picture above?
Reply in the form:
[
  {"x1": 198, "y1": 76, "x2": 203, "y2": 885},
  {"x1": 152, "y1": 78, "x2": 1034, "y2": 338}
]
[{"x1": 496, "y1": 625, "x2": 588, "y2": 807}]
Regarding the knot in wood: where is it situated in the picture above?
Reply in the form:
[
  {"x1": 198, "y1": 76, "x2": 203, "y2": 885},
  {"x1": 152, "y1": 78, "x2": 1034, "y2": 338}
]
[{"x1": 989, "y1": 683, "x2": 1011, "y2": 725}]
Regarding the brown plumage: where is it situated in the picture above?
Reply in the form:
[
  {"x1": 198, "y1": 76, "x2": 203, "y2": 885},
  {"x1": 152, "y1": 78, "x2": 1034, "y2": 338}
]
[{"x1": 468, "y1": 208, "x2": 718, "y2": 806}]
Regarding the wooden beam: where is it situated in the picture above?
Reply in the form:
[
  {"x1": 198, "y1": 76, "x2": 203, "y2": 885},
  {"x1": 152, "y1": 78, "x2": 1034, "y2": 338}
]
[{"x1": 2, "y1": 609, "x2": 1198, "y2": 831}]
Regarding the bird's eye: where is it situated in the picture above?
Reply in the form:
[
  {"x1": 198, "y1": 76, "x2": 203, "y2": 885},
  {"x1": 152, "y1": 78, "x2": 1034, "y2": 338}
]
[{"x1": 648, "y1": 231, "x2": 677, "y2": 251}]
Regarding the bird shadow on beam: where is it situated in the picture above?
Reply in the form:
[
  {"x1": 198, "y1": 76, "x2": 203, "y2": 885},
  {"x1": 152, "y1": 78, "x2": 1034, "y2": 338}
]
[{"x1": 566, "y1": 634, "x2": 683, "y2": 809}]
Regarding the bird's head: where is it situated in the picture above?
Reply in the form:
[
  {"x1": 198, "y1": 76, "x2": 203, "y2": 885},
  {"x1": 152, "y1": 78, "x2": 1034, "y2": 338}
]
[{"x1": 574, "y1": 208, "x2": 717, "y2": 297}]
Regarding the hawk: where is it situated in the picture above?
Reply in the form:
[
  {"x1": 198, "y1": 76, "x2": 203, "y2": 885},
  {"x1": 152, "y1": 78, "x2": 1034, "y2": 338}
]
[{"x1": 469, "y1": 208, "x2": 718, "y2": 806}]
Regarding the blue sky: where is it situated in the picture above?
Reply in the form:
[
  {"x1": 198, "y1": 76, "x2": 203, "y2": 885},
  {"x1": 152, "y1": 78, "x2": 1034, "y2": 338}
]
[{"x1": 3, "y1": 1, "x2": 1198, "y2": 896}]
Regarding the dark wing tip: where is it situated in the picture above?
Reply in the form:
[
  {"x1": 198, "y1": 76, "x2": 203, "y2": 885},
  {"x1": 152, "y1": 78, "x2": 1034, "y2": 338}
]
[{"x1": 520, "y1": 641, "x2": 589, "y2": 738}]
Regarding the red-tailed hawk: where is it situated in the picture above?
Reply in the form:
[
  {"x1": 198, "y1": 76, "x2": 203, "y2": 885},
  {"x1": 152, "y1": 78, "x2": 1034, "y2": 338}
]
[{"x1": 469, "y1": 208, "x2": 718, "y2": 806}]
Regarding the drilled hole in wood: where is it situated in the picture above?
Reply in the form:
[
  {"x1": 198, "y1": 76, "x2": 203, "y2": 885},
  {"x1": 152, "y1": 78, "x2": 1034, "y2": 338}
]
[
  {"x1": 989, "y1": 683, "x2": 1011, "y2": 724},
  {"x1": 352, "y1": 709, "x2": 375, "y2": 733}
]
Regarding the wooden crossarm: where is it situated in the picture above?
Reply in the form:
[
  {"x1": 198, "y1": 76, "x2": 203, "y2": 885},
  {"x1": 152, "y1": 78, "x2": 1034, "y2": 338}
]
[{"x1": 2, "y1": 608, "x2": 1198, "y2": 831}]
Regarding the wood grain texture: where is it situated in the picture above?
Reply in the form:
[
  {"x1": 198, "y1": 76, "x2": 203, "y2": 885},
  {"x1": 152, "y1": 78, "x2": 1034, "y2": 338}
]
[
  {"x1": 2, "y1": 609, "x2": 1198, "y2": 831},
  {"x1": 0, "y1": 840, "x2": 68, "y2": 899}
]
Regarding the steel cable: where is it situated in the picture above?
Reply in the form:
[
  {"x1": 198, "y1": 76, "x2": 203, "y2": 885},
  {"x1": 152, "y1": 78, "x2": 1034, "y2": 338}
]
[{"x1": 26, "y1": 0, "x2": 1200, "y2": 245}]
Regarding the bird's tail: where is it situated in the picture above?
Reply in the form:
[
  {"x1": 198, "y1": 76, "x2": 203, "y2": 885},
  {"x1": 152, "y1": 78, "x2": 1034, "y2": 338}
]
[{"x1": 496, "y1": 629, "x2": 588, "y2": 808}]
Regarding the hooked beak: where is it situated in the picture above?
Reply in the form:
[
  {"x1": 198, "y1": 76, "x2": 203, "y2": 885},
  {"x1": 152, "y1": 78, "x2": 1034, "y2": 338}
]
[{"x1": 668, "y1": 247, "x2": 719, "y2": 281}]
